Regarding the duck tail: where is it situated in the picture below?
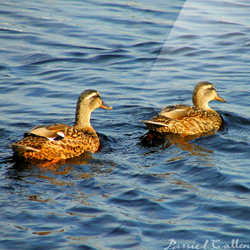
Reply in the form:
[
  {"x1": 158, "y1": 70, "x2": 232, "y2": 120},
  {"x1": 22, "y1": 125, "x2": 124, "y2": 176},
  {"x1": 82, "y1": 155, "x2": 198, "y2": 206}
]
[
  {"x1": 11, "y1": 144, "x2": 40, "y2": 154},
  {"x1": 141, "y1": 120, "x2": 168, "y2": 127}
]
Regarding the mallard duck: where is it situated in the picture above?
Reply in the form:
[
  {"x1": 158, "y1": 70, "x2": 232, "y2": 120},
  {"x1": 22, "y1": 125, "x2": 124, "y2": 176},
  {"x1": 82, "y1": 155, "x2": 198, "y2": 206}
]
[
  {"x1": 142, "y1": 82, "x2": 226, "y2": 135},
  {"x1": 12, "y1": 89, "x2": 112, "y2": 161}
]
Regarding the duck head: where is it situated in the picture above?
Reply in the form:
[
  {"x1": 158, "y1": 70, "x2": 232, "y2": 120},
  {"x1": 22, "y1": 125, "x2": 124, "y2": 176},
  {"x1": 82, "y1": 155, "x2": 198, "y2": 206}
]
[
  {"x1": 192, "y1": 81, "x2": 226, "y2": 110},
  {"x1": 74, "y1": 89, "x2": 112, "y2": 129}
]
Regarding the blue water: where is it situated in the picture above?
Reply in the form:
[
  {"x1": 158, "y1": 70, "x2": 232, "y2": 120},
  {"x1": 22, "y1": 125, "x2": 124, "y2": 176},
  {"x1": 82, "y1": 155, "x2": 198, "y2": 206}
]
[{"x1": 1, "y1": 0, "x2": 250, "y2": 249}]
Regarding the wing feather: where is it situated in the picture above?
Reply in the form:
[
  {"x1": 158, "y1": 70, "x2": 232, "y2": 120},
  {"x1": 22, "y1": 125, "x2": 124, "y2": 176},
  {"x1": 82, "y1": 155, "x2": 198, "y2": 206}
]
[
  {"x1": 159, "y1": 104, "x2": 191, "y2": 119},
  {"x1": 27, "y1": 124, "x2": 67, "y2": 141}
]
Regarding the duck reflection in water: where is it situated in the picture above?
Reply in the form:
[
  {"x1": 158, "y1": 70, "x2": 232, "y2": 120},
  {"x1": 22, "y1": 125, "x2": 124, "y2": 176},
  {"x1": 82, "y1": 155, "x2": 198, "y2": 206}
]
[
  {"x1": 11, "y1": 151, "x2": 93, "y2": 174},
  {"x1": 140, "y1": 131, "x2": 215, "y2": 157},
  {"x1": 10, "y1": 150, "x2": 114, "y2": 184}
]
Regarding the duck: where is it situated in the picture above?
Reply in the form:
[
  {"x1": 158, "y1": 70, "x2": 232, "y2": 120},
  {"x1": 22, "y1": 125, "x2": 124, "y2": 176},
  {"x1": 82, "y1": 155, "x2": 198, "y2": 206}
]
[
  {"x1": 141, "y1": 81, "x2": 226, "y2": 136},
  {"x1": 12, "y1": 89, "x2": 112, "y2": 161}
]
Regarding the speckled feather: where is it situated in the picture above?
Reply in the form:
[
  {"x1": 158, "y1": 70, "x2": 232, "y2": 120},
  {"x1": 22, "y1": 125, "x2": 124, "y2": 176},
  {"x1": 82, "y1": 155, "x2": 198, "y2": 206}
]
[
  {"x1": 144, "y1": 107, "x2": 222, "y2": 135},
  {"x1": 12, "y1": 124, "x2": 100, "y2": 160},
  {"x1": 142, "y1": 82, "x2": 226, "y2": 136},
  {"x1": 11, "y1": 89, "x2": 112, "y2": 161}
]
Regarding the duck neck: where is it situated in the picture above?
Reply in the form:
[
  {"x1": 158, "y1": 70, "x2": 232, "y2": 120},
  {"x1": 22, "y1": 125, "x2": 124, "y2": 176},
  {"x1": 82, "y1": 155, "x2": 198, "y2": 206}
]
[
  {"x1": 193, "y1": 96, "x2": 211, "y2": 110},
  {"x1": 74, "y1": 105, "x2": 92, "y2": 130}
]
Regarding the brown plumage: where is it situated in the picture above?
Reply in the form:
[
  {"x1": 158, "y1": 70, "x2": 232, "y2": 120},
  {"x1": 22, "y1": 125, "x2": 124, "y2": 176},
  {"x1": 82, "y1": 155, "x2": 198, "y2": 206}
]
[
  {"x1": 12, "y1": 89, "x2": 112, "y2": 160},
  {"x1": 141, "y1": 82, "x2": 226, "y2": 136}
]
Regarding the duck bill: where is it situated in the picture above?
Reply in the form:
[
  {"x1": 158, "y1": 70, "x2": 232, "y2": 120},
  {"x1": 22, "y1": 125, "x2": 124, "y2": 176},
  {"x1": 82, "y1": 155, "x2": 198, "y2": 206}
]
[
  {"x1": 100, "y1": 102, "x2": 113, "y2": 110},
  {"x1": 215, "y1": 94, "x2": 226, "y2": 103}
]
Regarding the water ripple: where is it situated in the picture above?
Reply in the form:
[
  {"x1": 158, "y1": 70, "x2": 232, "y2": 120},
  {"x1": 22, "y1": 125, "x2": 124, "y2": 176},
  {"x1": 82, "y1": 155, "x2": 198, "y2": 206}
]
[{"x1": 1, "y1": 0, "x2": 250, "y2": 249}]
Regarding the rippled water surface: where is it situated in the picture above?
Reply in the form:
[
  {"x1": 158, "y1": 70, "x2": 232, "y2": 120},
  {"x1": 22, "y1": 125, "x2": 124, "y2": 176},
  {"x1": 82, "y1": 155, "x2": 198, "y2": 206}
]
[{"x1": 1, "y1": 0, "x2": 250, "y2": 249}]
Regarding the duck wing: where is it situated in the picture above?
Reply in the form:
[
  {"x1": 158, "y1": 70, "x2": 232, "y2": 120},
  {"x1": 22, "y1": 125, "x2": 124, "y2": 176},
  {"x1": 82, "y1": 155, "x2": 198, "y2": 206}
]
[
  {"x1": 159, "y1": 104, "x2": 192, "y2": 119},
  {"x1": 12, "y1": 124, "x2": 70, "y2": 154},
  {"x1": 26, "y1": 124, "x2": 69, "y2": 141},
  {"x1": 141, "y1": 104, "x2": 192, "y2": 134},
  {"x1": 12, "y1": 123, "x2": 99, "y2": 160},
  {"x1": 142, "y1": 105, "x2": 220, "y2": 135}
]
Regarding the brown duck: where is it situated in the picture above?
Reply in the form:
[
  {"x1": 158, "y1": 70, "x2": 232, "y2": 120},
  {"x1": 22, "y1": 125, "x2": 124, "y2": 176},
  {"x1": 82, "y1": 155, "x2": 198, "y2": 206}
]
[
  {"x1": 12, "y1": 89, "x2": 112, "y2": 161},
  {"x1": 142, "y1": 82, "x2": 226, "y2": 136}
]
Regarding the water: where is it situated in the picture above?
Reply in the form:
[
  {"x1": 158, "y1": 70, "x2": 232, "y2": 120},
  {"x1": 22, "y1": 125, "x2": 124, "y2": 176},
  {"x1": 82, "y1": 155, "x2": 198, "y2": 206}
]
[{"x1": 1, "y1": 0, "x2": 250, "y2": 249}]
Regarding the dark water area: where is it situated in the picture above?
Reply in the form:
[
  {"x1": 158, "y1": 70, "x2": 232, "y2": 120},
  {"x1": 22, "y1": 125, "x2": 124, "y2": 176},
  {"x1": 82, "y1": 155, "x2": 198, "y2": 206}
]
[{"x1": 1, "y1": 0, "x2": 250, "y2": 249}]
